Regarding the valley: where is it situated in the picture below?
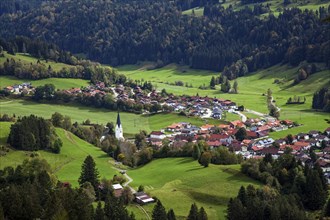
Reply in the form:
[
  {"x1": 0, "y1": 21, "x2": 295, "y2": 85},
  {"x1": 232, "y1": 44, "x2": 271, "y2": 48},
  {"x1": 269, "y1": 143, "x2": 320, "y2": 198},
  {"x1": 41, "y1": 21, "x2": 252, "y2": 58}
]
[{"x1": 0, "y1": 0, "x2": 329, "y2": 219}]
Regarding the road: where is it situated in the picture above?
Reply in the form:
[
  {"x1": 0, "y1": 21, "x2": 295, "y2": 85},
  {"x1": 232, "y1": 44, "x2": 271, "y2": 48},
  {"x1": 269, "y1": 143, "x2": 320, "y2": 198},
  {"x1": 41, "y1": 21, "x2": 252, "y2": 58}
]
[
  {"x1": 111, "y1": 164, "x2": 151, "y2": 219},
  {"x1": 112, "y1": 165, "x2": 136, "y2": 193},
  {"x1": 236, "y1": 111, "x2": 247, "y2": 122}
]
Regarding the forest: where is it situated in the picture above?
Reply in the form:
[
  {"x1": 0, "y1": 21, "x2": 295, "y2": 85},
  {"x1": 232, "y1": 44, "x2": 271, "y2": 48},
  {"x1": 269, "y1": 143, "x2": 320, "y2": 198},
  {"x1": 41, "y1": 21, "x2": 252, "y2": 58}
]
[
  {"x1": 0, "y1": 0, "x2": 328, "y2": 77},
  {"x1": 227, "y1": 151, "x2": 330, "y2": 219}
]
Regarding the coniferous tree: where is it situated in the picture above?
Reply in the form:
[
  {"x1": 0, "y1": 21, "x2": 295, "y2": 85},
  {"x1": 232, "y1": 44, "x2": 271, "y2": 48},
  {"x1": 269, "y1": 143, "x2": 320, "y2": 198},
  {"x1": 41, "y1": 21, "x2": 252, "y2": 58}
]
[
  {"x1": 187, "y1": 203, "x2": 198, "y2": 220},
  {"x1": 304, "y1": 170, "x2": 327, "y2": 210},
  {"x1": 226, "y1": 198, "x2": 246, "y2": 220},
  {"x1": 94, "y1": 201, "x2": 105, "y2": 220},
  {"x1": 324, "y1": 198, "x2": 330, "y2": 217},
  {"x1": 78, "y1": 155, "x2": 100, "y2": 189},
  {"x1": 167, "y1": 208, "x2": 176, "y2": 220},
  {"x1": 233, "y1": 81, "x2": 238, "y2": 93},
  {"x1": 235, "y1": 127, "x2": 247, "y2": 141},
  {"x1": 152, "y1": 200, "x2": 167, "y2": 220},
  {"x1": 0, "y1": 202, "x2": 4, "y2": 220},
  {"x1": 210, "y1": 76, "x2": 216, "y2": 89},
  {"x1": 237, "y1": 186, "x2": 247, "y2": 206},
  {"x1": 198, "y1": 207, "x2": 208, "y2": 220}
]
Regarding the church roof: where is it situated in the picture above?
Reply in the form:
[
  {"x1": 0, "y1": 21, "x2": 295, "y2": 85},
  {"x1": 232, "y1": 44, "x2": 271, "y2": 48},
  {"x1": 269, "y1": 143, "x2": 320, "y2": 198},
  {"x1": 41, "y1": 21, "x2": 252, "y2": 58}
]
[{"x1": 116, "y1": 112, "x2": 121, "y2": 127}]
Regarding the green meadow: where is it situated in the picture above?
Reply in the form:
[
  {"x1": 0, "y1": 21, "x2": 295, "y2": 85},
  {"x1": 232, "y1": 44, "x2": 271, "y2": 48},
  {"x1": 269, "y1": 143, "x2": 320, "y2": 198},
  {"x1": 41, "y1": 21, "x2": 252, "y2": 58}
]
[
  {"x1": 0, "y1": 52, "x2": 73, "y2": 72},
  {"x1": 182, "y1": 0, "x2": 330, "y2": 17},
  {"x1": 0, "y1": 123, "x2": 117, "y2": 186},
  {"x1": 118, "y1": 64, "x2": 330, "y2": 138},
  {"x1": 116, "y1": 63, "x2": 218, "y2": 88},
  {"x1": 0, "y1": 75, "x2": 89, "y2": 90},
  {"x1": 127, "y1": 158, "x2": 261, "y2": 220},
  {"x1": 1, "y1": 121, "x2": 262, "y2": 219}
]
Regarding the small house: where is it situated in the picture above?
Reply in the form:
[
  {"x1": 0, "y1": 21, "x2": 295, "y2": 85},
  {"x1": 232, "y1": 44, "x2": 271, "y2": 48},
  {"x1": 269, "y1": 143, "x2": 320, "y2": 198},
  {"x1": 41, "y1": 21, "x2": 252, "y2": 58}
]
[{"x1": 134, "y1": 192, "x2": 155, "y2": 205}]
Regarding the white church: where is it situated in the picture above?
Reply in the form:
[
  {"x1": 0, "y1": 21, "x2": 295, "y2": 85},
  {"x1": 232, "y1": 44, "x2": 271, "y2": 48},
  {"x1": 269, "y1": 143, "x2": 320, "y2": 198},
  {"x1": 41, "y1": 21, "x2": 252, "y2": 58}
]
[{"x1": 115, "y1": 112, "x2": 124, "y2": 140}]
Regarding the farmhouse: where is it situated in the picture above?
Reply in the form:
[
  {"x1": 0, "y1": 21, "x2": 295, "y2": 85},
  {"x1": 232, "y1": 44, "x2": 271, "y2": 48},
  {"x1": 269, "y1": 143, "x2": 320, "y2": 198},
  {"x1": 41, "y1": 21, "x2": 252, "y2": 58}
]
[
  {"x1": 134, "y1": 192, "x2": 155, "y2": 205},
  {"x1": 112, "y1": 184, "x2": 124, "y2": 197},
  {"x1": 150, "y1": 131, "x2": 166, "y2": 139}
]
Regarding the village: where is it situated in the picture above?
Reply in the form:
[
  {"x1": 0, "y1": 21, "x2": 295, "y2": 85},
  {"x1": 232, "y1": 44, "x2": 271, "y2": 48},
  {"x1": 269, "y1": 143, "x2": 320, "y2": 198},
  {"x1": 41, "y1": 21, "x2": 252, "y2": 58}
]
[{"x1": 4, "y1": 82, "x2": 330, "y2": 187}]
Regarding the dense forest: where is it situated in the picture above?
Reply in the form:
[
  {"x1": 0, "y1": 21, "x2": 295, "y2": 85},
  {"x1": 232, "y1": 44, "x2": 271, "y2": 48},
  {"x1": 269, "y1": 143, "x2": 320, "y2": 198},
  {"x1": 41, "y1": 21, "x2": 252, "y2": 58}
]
[
  {"x1": 0, "y1": 0, "x2": 329, "y2": 77},
  {"x1": 227, "y1": 151, "x2": 330, "y2": 219}
]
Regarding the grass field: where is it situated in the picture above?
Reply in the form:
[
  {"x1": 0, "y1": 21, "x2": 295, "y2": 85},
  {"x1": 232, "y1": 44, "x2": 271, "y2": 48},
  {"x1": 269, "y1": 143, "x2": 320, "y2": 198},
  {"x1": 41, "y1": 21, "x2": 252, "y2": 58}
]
[
  {"x1": 182, "y1": 0, "x2": 330, "y2": 17},
  {"x1": 126, "y1": 158, "x2": 261, "y2": 220},
  {"x1": 0, "y1": 75, "x2": 89, "y2": 90},
  {"x1": 0, "y1": 123, "x2": 117, "y2": 186},
  {"x1": 116, "y1": 63, "x2": 218, "y2": 89},
  {"x1": 0, "y1": 99, "x2": 230, "y2": 135},
  {"x1": 0, "y1": 52, "x2": 73, "y2": 72},
  {"x1": 117, "y1": 63, "x2": 330, "y2": 138},
  {"x1": 1, "y1": 121, "x2": 261, "y2": 219}
]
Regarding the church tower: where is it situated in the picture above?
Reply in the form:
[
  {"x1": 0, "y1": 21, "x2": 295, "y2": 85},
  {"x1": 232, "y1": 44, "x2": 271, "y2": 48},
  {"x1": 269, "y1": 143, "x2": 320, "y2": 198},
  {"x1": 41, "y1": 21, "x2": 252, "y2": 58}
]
[{"x1": 115, "y1": 112, "x2": 124, "y2": 140}]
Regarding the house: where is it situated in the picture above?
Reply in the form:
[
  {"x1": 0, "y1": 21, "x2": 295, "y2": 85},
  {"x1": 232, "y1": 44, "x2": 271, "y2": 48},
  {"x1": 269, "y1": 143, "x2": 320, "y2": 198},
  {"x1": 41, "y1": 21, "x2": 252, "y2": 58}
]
[
  {"x1": 134, "y1": 192, "x2": 155, "y2": 205},
  {"x1": 260, "y1": 147, "x2": 279, "y2": 155},
  {"x1": 293, "y1": 141, "x2": 311, "y2": 151},
  {"x1": 230, "y1": 120, "x2": 245, "y2": 128},
  {"x1": 297, "y1": 133, "x2": 309, "y2": 140},
  {"x1": 201, "y1": 124, "x2": 214, "y2": 131},
  {"x1": 309, "y1": 130, "x2": 320, "y2": 138},
  {"x1": 150, "y1": 131, "x2": 166, "y2": 139},
  {"x1": 325, "y1": 127, "x2": 330, "y2": 136},
  {"x1": 317, "y1": 159, "x2": 330, "y2": 172},
  {"x1": 207, "y1": 140, "x2": 222, "y2": 148},
  {"x1": 212, "y1": 107, "x2": 222, "y2": 119},
  {"x1": 112, "y1": 184, "x2": 124, "y2": 197},
  {"x1": 166, "y1": 123, "x2": 184, "y2": 132}
]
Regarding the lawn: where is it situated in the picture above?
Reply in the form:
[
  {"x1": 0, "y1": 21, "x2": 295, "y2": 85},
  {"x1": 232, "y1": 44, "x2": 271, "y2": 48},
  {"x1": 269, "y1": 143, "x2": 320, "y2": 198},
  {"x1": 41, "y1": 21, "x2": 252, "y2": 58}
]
[
  {"x1": 0, "y1": 124, "x2": 117, "y2": 186},
  {"x1": 0, "y1": 75, "x2": 89, "y2": 90},
  {"x1": 0, "y1": 99, "x2": 229, "y2": 136},
  {"x1": 127, "y1": 158, "x2": 261, "y2": 220}
]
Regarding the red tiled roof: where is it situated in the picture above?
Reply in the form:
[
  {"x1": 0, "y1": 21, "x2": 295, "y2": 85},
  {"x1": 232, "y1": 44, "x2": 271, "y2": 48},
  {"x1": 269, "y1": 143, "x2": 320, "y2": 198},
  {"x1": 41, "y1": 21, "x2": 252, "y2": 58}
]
[
  {"x1": 207, "y1": 141, "x2": 221, "y2": 147},
  {"x1": 252, "y1": 146, "x2": 263, "y2": 151},
  {"x1": 150, "y1": 131, "x2": 164, "y2": 135}
]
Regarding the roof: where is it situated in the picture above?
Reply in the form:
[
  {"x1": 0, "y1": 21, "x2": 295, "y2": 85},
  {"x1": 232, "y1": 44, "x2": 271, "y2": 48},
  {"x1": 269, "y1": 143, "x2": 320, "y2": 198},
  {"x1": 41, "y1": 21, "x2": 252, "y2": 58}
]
[
  {"x1": 201, "y1": 124, "x2": 214, "y2": 130},
  {"x1": 150, "y1": 131, "x2": 165, "y2": 136},
  {"x1": 207, "y1": 140, "x2": 221, "y2": 147},
  {"x1": 116, "y1": 112, "x2": 121, "y2": 127},
  {"x1": 294, "y1": 141, "x2": 310, "y2": 147},
  {"x1": 112, "y1": 184, "x2": 123, "y2": 190}
]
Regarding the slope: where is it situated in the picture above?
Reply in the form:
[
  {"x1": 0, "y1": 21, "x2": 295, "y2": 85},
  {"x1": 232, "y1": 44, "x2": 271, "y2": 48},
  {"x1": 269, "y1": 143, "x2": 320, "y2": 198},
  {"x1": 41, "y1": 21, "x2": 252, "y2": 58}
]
[
  {"x1": 0, "y1": 123, "x2": 117, "y2": 186},
  {"x1": 127, "y1": 158, "x2": 261, "y2": 220}
]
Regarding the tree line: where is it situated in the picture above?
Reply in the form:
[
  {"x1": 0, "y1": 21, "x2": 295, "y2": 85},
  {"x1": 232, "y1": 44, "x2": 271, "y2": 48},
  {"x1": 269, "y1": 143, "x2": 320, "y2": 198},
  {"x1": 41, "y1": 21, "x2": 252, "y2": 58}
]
[
  {"x1": 0, "y1": 0, "x2": 328, "y2": 75},
  {"x1": 312, "y1": 87, "x2": 330, "y2": 112},
  {"x1": 235, "y1": 150, "x2": 328, "y2": 216},
  {"x1": 0, "y1": 56, "x2": 125, "y2": 84},
  {"x1": 7, "y1": 115, "x2": 62, "y2": 153}
]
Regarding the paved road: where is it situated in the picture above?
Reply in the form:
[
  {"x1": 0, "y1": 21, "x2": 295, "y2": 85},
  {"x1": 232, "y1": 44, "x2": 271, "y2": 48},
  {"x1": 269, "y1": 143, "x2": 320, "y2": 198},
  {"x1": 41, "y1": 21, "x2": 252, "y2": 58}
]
[{"x1": 233, "y1": 110, "x2": 247, "y2": 122}]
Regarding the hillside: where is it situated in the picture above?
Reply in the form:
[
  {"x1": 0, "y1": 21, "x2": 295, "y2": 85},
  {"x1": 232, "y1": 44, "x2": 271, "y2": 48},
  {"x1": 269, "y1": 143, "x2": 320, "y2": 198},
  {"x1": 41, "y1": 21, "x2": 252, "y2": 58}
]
[
  {"x1": 0, "y1": 0, "x2": 328, "y2": 73},
  {"x1": 183, "y1": 0, "x2": 330, "y2": 17},
  {"x1": 0, "y1": 122, "x2": 261, "y2": 219},
  {"x1": 127, "y1": 158, "x2": 261, "y2": 220},
  {"x1": 118, "y1": 63, "x2": 330, "y2": 138},
  {"x1": 0, "y1": 123, "x2": 117, "y2": 186}
]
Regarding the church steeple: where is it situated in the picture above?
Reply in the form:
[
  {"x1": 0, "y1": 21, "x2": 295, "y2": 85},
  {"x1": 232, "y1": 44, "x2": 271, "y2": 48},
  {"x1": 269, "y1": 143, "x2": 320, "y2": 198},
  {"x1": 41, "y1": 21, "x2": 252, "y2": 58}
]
[
  {"x1": 115, "y1": 112, "x2": 124, "y2": 140},
  {"x1": 116, "y1": 112, "x2": 121, "y2": 127}
]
